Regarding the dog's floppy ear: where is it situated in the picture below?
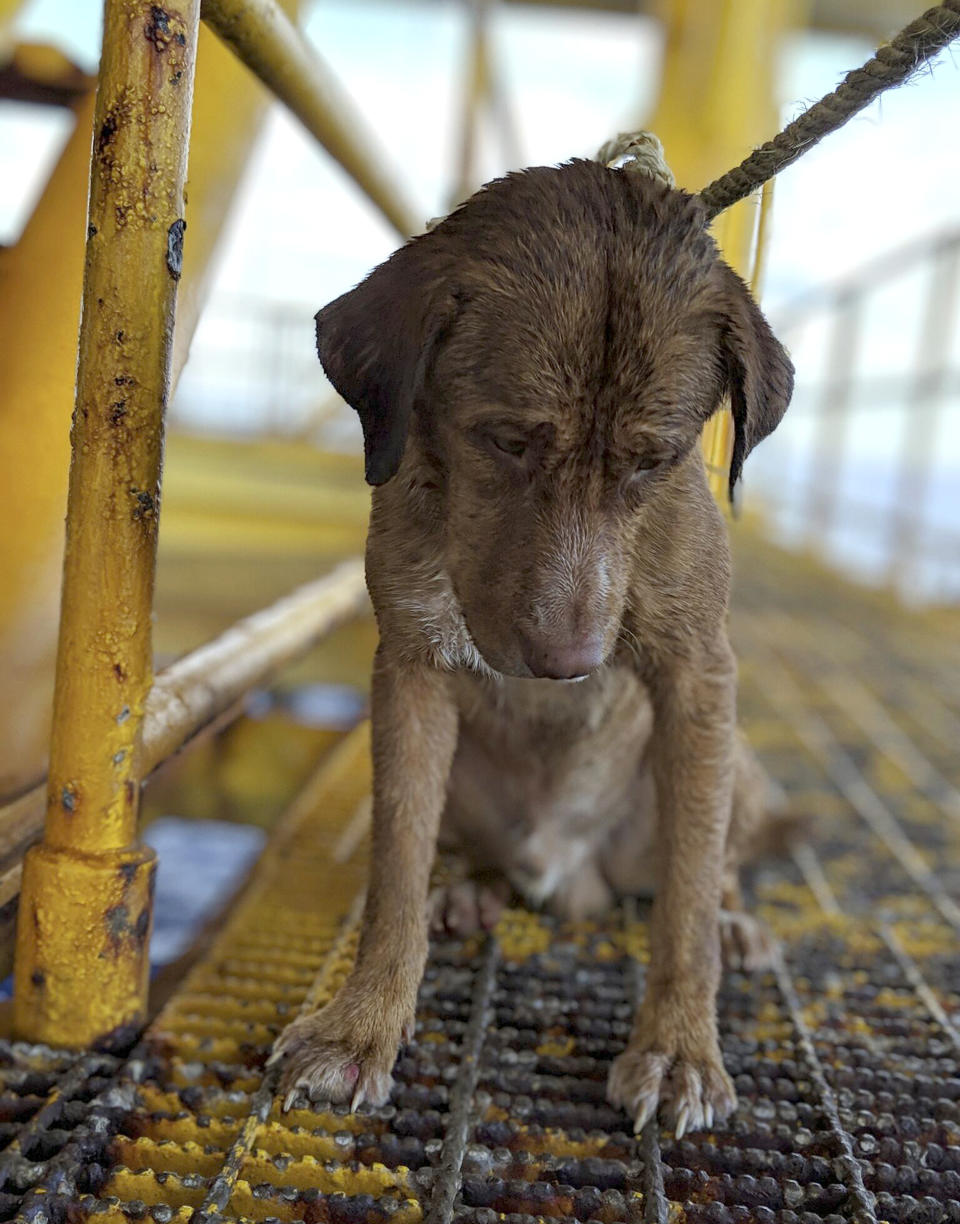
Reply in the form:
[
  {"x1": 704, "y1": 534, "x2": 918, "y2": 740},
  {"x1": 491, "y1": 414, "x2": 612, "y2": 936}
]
[
  {"x1": 315, "y1": 244, "x2": 457, "y2": 485},
  {"x1": 712, "y1": 260, "x2": 794, "y2": 500}
]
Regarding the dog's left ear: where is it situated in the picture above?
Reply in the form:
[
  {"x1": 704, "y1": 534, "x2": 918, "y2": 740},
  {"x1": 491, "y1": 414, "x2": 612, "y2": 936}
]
[
  {"x1": 712, "y1": 260, "x2": 794, "y2": 500},
  {"x1": 316, "y1": 242, "x2": 457, "y2": 486}
]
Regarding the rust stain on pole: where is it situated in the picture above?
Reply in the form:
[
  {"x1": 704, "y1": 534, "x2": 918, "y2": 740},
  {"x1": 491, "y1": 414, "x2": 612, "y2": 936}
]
[{"x1": 13, "y1": 0, "x2": 202, "y2": 1048}]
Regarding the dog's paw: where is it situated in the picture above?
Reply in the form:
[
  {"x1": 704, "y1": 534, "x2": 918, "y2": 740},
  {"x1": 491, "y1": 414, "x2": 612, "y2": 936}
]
[
  {"x1": 550, "y1": 865, "x2": 614, "y2": 923},
  {"x1": 607, "y1": 1043, "x2": 736, "y2": 1138},
  {"x1": 269, "y1": 999, "x2": 408, "y2": 1113},
  {"x1": 429, "y1": 878, "x2": 509, "y2": 937},
  {"x1": 719, "y1": 909, "x2": 778, "y2": 972}
]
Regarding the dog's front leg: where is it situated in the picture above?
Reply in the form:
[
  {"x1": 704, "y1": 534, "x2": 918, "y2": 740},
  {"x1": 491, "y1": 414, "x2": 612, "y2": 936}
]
[
  {"x1": 607, "y1": 634, "x2": 737, "y2": 1137},
  {"x1": 273, "y1": 649, "x2": 457, "y2": 1110}
]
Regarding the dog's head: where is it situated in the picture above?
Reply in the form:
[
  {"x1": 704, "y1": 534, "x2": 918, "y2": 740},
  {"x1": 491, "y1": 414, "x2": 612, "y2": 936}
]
[{"x1": 317, "y1": 160, "x2": 793, "y2": 679}]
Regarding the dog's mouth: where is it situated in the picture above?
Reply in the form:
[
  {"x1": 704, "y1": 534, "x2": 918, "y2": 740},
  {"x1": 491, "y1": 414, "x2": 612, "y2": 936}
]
[{"x1": 458, "y1": 595, "x2": 613, "y2": 682}]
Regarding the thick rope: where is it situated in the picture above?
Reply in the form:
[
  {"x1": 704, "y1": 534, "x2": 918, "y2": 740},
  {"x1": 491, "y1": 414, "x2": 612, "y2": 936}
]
[{"x1": 700, "y1": 0, "x2": 960, "y2": 218}]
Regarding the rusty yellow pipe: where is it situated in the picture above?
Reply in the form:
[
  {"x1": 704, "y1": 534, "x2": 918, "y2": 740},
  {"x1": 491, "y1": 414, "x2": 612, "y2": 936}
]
[
  {"x1": 200, "y1": 0, "x2": 421, "y2": 239},
  {"x1": 0, "y1": 15, "x2": 295, "y2": 801},
  {"x1": 700, "y1": 187, "x2": 772, "y2": 496},
  {"x1": 13, "y1": 0, "x2": 202, "y2": 1050},
  {"x1": 451, "y1": 0, "x2": 491, "y2": 207}
]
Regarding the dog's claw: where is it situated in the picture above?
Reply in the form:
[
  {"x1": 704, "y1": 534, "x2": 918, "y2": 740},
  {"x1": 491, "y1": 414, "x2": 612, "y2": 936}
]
[
  {"x1": 271, "y1": 1004, "x2": 399, "y2": 1115},
  {"x1": 632, "y1": 1094, "x2": 657, "y2": 1134},
  {"x1": 609, "y1": 1044, "x2": 735, "y2": 1140}
]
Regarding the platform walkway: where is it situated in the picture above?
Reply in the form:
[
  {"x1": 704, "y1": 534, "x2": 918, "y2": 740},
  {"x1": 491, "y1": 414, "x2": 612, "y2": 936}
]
[{"x1": 2, "y1": 528, "x2": 960, "y2": 1224}]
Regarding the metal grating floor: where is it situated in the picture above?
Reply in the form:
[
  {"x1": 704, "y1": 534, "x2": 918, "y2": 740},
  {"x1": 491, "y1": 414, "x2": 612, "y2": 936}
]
[{"x1": 3, "y1": 532, "x2": 960, "y2": 1224}]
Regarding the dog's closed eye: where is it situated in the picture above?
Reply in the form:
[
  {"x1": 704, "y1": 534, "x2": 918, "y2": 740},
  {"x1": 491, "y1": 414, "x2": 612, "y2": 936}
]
[
  {"x1": 471, "y1": 421, "x2": 548, "y2": 470},
  {"x1": 486, "y1": 430, "x2": 528, "y2": 459}
]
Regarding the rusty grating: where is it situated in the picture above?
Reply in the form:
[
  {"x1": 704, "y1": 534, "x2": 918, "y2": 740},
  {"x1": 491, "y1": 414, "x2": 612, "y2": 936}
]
[{"x1": 2, "y1": 534, "x2": 960, "y2": 1223}]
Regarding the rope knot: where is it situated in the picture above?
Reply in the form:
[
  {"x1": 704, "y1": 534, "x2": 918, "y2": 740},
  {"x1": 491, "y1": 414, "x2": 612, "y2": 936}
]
[{"x1": 595, "y1": 131, "x2": 675, "y2": 190}]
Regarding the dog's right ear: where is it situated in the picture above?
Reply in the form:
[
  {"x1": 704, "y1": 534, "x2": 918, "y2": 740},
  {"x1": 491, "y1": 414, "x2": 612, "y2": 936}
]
[{"x1": 316, "y1": 243, "x2": 457, "y2": 486}]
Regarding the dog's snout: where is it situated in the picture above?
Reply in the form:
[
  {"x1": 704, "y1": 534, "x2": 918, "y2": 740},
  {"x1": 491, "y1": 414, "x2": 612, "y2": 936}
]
[{"x1": 518, "y1": 628, "x2": 605, "y2": 680}]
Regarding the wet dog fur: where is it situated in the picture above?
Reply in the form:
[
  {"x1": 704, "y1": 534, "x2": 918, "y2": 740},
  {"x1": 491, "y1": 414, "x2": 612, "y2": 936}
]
[{"x1": 271, "y1": 160, "x2": 794, "y2": 1137}]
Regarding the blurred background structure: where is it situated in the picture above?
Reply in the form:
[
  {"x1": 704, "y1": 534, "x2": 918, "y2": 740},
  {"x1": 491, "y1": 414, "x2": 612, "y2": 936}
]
[{"x1": 1, "y1": 2, "x2": 960, "y2": 1221}]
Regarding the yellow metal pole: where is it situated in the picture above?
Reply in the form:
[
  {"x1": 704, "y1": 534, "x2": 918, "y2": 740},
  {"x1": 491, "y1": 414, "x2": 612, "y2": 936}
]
[
  {"x1": 0, "y1": 89, "x2": 94, "y2": 801},
  {"x1": 649, "y1": 0, "x2": 799, "y2": 501},
  {"x1": 0, "y1": 0, "x2": 25, "y2": 43},
  {"x1": 0, "y1": 18, "x2": 291, "y2": 801},
  {"x1": 200, "y1": 0, "x2": 420, "y2": 238},
  {"x1": 13, "y1": 0, "x2": 202, "y2": 1049}
]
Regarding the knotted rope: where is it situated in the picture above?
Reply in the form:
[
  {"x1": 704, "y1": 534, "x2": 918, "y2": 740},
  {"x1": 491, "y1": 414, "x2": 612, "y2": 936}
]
[
  {"x1": 596, "y1": 131, "x2": 675, "y2": 189},
  {"x1": 699, "y1": 0, "x2": 960, "y2": 217}
]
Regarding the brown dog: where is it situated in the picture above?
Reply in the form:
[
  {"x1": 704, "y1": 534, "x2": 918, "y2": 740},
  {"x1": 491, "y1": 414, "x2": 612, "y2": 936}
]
[{"x1": 271, "y1": 159, "x2": 793, "y2": 1137}]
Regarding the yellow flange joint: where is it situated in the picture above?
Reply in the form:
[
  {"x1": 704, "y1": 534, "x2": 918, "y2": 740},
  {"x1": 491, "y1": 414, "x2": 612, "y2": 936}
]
[{"x1": 13, "y1": 841, "x2": 157, "y2": 1050}]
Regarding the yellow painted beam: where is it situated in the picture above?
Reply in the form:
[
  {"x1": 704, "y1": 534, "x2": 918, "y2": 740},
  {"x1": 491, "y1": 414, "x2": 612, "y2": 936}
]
[
  {"x1": 0, "y1": 15, "x2": 294, "y2": 799},
  {"x1": 0, "y1": 42, "x2": 94, "y2": 105},
  {"x1": 0, "y1": 0, "x2": 25, "y2": 42},
  {"x1": 200, "y1": 0, "x2": 421, "y2": 238},
  {"x1": 1, "y1": 563, "x2": 368, "y2": 947},
  {"x1": 649, "y1": 0, "x2": 801, "y2": 500},
  {"x1": 13, "y1": 0, "x2": 203, "y2": 1049},
  {"x1": 0, "y1": 88, "x2": 94, "y2": 800}
]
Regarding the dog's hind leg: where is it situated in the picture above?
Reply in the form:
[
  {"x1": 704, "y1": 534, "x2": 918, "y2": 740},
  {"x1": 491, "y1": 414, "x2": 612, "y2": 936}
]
[
  {"x1": 718, "y1": 737, "x2": 784, "y2": 972},
  {"x1": 429, "y1": 874, "x2": 512, "y2": 936}
]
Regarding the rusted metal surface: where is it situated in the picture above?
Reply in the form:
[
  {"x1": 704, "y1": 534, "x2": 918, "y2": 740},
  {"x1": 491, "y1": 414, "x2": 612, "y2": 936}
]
[
  {"x1": 11, "y1": 0, "x2": 202, "y2": 1048},
  {"x1": 3, "y1": 534, "x2": 960, "y2": 1220}
]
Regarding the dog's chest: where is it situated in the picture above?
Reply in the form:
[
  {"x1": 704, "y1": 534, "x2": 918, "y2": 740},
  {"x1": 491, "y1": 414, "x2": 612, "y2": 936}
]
[{"x1": 444, "y1": 665, "x2": 656, "y2": 898}]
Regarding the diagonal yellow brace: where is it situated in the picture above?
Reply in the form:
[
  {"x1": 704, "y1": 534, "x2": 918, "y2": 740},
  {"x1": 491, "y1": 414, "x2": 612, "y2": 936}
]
[
  {"x1": 200, "y1": 0, "x2": 421, "y2": 239},
  {"x1": 13, "y1": 0, "x2": 202, "y2": 1050}
]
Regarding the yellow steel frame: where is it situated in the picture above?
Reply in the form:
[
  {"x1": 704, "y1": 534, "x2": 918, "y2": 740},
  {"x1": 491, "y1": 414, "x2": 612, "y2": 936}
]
[
  {"x1": 200, "y1": 0, "x2": 419, "y2": 239},
  {"x1": 450, "y1": 0, "x2": 520, "y2": 208},
  {"x1": 13, "y1": 0, "x2": 203, "y2": 1048},
  {"x1": 0, "y1": 0, "x2": 414, "y2": 800},
  {"x1": 6, "y1": 0, "x2": 410, "y2": 1048}
]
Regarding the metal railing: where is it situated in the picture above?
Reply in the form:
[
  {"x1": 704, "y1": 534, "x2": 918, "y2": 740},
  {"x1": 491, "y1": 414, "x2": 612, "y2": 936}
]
[
  {"x1": 8, "y1": 0, "x2": 400, "y2": 1048},
  {"x1": 751, "y1": 227, "x2": 960, "y2": 602}
]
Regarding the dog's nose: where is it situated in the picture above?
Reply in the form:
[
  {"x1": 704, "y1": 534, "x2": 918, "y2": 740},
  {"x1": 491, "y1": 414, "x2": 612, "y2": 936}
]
[{"x1": 518, "y1": 630, "x2": 605, "y2": 680}]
